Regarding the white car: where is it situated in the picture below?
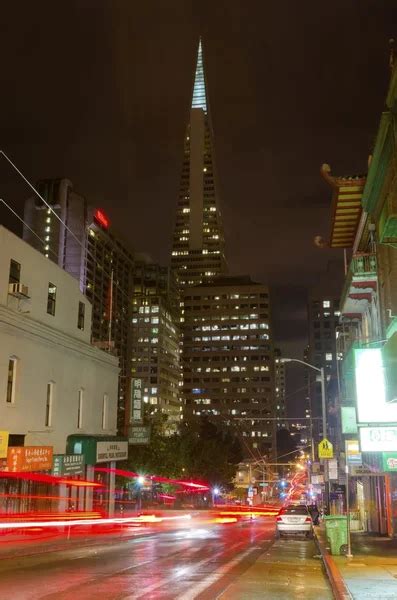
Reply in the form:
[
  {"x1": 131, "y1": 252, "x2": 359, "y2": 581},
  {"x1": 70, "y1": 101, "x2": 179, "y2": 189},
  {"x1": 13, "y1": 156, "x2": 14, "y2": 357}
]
[{"x1": 276, "y1": 505, "x2": 313, "y2": 537}]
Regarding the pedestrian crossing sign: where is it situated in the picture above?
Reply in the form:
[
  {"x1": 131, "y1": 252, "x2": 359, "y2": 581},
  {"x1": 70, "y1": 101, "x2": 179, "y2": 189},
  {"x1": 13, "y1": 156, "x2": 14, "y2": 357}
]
[{"x1": 318, "y1": 438, "x2": 333, "y2": 459}]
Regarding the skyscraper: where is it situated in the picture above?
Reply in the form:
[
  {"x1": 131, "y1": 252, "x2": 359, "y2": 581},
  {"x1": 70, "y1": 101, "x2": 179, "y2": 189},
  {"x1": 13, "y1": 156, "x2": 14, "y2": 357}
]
[
  {"x1": 182, "y1": 276, "x2": 274, "y2": 457},
  {"x1": 131, "y1": 258, "x2": 181, "y2": 434},
  {"x1": 23, "y1": 178, "x2": 87, "y2": 288},
  {"x1": 171, "y1": 39, "x2": 227, "y2": 287}
]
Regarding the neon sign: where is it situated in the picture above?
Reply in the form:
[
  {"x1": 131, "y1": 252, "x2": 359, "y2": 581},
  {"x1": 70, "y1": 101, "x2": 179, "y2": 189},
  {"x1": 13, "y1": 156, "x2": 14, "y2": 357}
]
[{"x1": 94, "y1": 209, "x2": 110, "y2": 229}]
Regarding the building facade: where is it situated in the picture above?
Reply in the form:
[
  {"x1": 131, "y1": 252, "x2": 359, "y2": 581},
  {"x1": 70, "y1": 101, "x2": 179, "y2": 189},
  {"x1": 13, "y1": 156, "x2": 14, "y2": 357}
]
[
  {"x1": 333, "y1": 60, "x2": 397, "y2": 535},
  {"x1": 274, "y1": 348, "x2": 287, "y2": 428},
  {"x1": 182, "y1": 276, "x2": 274, "y2": 456},
  {"x1": 23, "y1": 178, "x2": 87, "y2": 288},
  {"x1": 23, "y1": 182, "x2": 134, "y2": 434},
  {"x1": 0, "y1": 226, "x2": 119, "y2": 453},
  {"x1": 84, "y1": 209, "x2": 134, "y2": 434},
  {"x1": 171, "y1": 39, "x2": 227, "y2": 288},
  {"x1": 307, "y1": 261, "x2": 343, "y2": 442},
  {"x1": 131, "y1": 259, "x2": 181, "y2": 433}
]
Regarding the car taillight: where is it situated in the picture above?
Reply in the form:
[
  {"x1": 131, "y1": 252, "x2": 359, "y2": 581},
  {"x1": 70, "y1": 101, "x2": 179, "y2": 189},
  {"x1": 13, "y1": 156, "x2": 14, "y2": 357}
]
[
  {"x1": 305, "y1": 517, "x2": 312, "y2": 523},
  {"x1": 276, "y1": 516, "x2": 282, "y2": 522}
]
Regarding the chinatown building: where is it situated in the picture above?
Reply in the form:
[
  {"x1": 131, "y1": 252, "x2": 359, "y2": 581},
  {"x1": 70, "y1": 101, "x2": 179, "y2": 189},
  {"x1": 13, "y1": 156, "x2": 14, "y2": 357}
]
[{"x1": 321, "y1": 55, "x2": 397, "y2": 534}]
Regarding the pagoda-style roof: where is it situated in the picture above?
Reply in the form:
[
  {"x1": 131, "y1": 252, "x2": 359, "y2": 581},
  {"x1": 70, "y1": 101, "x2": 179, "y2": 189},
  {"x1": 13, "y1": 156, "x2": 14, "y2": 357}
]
[{"x1": 321, "y1": 164, "x2": 366, "y2": 248}]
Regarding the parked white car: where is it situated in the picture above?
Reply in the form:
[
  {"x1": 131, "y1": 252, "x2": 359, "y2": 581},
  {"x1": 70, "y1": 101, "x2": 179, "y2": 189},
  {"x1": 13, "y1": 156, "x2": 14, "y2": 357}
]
[{"x1": 276, "y1": 504, "x2": 313, "y2": 537}]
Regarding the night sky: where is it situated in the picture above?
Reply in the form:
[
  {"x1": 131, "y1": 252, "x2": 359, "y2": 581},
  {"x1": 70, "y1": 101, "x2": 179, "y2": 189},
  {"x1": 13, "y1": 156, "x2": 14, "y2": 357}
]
[{"x1": 1, "y1": 1, "x2": 397, "y2": 412}]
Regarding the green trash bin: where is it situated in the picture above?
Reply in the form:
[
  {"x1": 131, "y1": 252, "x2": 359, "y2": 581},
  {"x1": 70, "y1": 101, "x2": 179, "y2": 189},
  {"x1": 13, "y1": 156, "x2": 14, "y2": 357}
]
[{"x1": 324, "y1": 515, "x2": 348, "y2": 555}]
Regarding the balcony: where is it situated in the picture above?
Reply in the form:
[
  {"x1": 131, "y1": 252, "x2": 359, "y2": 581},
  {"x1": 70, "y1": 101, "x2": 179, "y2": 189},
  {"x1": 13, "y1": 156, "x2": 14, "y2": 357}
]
[{"x1": 340, "y1": 252, "x2": 378, "y2": 318}]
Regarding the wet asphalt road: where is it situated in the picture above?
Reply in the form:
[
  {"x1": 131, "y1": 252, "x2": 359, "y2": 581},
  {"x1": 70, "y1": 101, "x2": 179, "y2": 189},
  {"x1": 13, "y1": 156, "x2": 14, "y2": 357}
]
[{"x1": 0, "y1": 518, "x2": 332, "y2": 599}]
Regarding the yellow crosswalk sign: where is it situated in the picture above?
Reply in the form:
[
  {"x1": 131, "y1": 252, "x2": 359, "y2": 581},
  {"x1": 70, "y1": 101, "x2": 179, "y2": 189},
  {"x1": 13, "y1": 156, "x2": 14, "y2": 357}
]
[{"x1": 318, "y1": 438, "x2": 333, "y2": 459}]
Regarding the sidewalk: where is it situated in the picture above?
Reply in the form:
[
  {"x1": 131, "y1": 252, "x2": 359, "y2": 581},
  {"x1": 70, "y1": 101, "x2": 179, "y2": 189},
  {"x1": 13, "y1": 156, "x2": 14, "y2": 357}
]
[{"x1": 315, "y1": 526, "x2": 397, "y2": 599}]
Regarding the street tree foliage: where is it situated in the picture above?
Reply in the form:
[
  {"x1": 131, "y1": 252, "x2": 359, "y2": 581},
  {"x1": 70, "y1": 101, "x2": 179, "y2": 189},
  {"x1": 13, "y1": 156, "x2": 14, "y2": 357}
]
[{"x1": 126, "y1": 415, "x2": 243, "y2": 489}]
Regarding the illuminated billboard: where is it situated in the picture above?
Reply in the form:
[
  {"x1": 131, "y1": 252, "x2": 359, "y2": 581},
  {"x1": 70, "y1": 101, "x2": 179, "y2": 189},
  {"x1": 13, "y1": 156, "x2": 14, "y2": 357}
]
[
  {"x1": 354, "y1": 348, "x2": 397, "y2": 423},
  {"x1": 360, "y1": 426, "x2": 397, "y2": 452}
]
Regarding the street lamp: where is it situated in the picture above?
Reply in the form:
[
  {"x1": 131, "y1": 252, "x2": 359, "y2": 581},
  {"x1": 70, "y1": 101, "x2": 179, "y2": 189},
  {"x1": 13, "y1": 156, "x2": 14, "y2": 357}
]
[
  {"x1": 212, "y1": 487, "x2": 220, "y2": 507},
  {"x1": 136, "y1": 475, "x2": 145, "y2": 511},
  {"x1": 280, "y1": 358, "x2": 327, "y2": 450},
  {"x1": 281, "y1": 358, "x2": 329, "y2": 509}
]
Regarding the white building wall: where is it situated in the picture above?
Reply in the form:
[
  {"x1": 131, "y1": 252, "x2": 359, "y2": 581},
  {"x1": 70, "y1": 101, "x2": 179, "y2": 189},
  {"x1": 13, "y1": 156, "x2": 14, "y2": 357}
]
[{"x1": 0, "y1": 226, "x2": 119, "y2": 453}]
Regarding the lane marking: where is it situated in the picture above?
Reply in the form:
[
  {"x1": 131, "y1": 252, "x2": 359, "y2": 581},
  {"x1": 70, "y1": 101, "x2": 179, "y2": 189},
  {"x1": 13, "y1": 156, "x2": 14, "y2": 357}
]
[{"x1": 175, "y1": 546, "x2": 260, "y2": 600}]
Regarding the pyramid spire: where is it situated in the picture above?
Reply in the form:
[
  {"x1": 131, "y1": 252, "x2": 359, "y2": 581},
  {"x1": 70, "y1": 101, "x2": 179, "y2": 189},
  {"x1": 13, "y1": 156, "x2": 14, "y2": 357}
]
[
  {"x1": 171, "y1": 37, "x2": 227, "y2": 288},
  {"x1": 191, "y1": 38, "x2": 207, "y2": 112}
]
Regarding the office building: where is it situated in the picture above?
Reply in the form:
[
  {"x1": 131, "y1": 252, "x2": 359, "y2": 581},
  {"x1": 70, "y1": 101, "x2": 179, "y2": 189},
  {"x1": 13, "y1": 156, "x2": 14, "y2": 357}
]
[
  {"x1": 131, "y1": 259, "x2": 181, "y2": 433},
  {"x1": 182, "y1": 275, "x2": 274, "y2": 457},
  {"x1": 171, "y1": 39, "x2": 227, "y2": 287},
  {"x1": 23, "y1": 178, "x2": 87, "y2": 288},
  {"x1": 274, "y1": 348, "x2": 286, "y2": 428},
  {"x1": 307, "y1": 261, "x2": 343, "y2": 439},
  {"x1": 84, "y1": 209, "x2": 134, "y2": 434}
]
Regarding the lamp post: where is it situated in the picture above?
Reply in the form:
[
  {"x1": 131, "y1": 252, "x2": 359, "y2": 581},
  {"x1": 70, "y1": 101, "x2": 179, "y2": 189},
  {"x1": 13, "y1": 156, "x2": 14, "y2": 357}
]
[
  {"x1": 136, "y1": 475, "x2": 145, "y2": 512},
  {"x1": 281, "y1": 358, "x2": 328, "y2": 508}
]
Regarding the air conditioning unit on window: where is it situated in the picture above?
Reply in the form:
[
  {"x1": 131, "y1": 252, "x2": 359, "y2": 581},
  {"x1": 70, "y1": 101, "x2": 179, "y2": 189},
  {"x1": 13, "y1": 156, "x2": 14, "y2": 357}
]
[{"x1": 8, "y1": 283, "x2": 30, "y2": 298}]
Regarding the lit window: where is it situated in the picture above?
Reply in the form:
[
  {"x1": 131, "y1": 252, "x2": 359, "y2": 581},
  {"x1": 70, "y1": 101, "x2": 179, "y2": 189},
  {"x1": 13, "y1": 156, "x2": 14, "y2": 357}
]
[
  {"x1": 323, "y1": 300, "x2": 330, "y2": 308},
  {"x1": 325, "y1": 353, "x2": 333, "y2": 361}
]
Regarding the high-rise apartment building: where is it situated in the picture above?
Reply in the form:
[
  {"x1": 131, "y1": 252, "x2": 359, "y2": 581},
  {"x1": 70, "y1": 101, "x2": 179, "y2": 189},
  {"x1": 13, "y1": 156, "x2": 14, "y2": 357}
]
[
  {"x1": 131, "y1": 259, "x2": 181, "y2": 433},
  {"x1": 182, "y1": 276, "x2": 274, "y2": 456},
  {"x1": 23, "y1": 182, "x2": 135, "y2": 434},
  {"x1": 307, "y1": 261, "x2": 343, "y2": 439},
  {"x1": 23, "y1": 178, "x2": 87, "y2": 287},
  {"x1": 274, "y1": 348, "x2": 286, "y2": 428},
  {"x1": 171, "y1": 39, "x2": 227, "y2": 287},
  {"x1": 84, "y1": 209, "x2": 134, "y2": 434}
]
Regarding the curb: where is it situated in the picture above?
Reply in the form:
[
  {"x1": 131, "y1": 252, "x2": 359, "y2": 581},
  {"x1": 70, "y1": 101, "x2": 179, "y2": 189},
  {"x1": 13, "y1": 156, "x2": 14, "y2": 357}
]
[{"x1": 314, "y1": 528, "x2": 352, "y2": 600}]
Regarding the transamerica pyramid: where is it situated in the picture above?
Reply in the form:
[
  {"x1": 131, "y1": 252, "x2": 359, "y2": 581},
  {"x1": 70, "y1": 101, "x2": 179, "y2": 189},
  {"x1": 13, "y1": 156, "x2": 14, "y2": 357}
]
[{"x1": 171, "y1": 39, "x2": 227, "y2": 288}]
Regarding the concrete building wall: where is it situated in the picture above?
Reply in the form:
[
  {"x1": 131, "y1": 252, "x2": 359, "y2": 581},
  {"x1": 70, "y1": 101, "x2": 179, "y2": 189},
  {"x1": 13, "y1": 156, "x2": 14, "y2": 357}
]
[{"x1": 0, "y1": 226, "x2": 119, "y2": 453}]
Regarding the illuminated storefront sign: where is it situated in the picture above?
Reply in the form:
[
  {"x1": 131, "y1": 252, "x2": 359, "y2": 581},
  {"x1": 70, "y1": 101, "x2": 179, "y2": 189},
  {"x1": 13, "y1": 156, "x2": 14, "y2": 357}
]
[
  {"x1": 341, "y1": 407, "x2": 358, "y2": 434},
  {"x1": 131, "y1": 378, "x2": 143, "y2": 424},
  {"x1": 52, "y1": 454, "x2": 85, "y2": 476},
  {"x1": 0, "y1": 431, "x2": 9, "y2": 459},
  {"x1": 345, "y1": 439, "x2": 362, "y2": 466},
  {"x1": 354, "y1": 348, "x2": 397, "y2": 423},
  {"x1": 94, "y1": 209, "x2": 110, "y2": 229},
  {"x1": 382, "y1": 452, "x2": 397, "y2": 472},
  {"x1": 359, "y1": 426, "x2": 397, "y2": 452},
  {"x1": 96, "y1": 441, "x2": 128, "y2": 463},
  {"x1": 128, "y1": 425, "x2": 151, "y2": 445},
  {"x1": 7, "y1": 446, "x2": 53, "y2": 472}
]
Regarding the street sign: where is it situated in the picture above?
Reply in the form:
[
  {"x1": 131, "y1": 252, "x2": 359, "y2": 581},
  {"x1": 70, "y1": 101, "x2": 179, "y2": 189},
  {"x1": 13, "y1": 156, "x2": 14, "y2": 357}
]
[
  {"x1": 318, "y1": 438, "x2": 333, "y2": 459},
  {"x1": 52, "y1": 454, "x2": 85, "y2": 476},
  {"x1": 328, "y1": 459, "x2": 338, "y2": 480},
  {"x1": 128, "y1": 425, "x2": 151, "y2": 445},
  {"x1": 311, "y1": 475, "x2": 324, "y2": 484},
  {"x1": 350, "y1": 465, "x2": 376, "y2": 476},
  {"x1": 346, "y1": 439, "x2": 362, "y2": 465}
]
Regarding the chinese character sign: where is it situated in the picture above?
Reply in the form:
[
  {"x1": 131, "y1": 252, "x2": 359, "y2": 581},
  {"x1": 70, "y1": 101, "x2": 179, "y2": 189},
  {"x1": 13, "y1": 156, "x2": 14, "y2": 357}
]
[
  {"x1": 7, "y1": 446, "x2": 53, "y2": 472},
  {"x1": 131, "y1": 378, "x2": 143, "y2": 424},
  {"x1": 0, "y1": 431, "x2": 9, "y2": 459}
]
